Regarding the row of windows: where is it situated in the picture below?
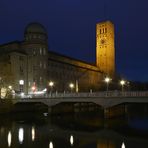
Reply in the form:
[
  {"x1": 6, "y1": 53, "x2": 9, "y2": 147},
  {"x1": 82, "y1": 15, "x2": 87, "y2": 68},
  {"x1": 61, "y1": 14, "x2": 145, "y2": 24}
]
[
  {"x1": 99, "y1": 46, "x2": 107, "y2": 48},
  {"x1": 26, "y1": 35, "x2": 46, "y2": 40},
  {"x1": 100, "y1": 28, "x2": 107, "y2": 34},
  {"x1": 33, "y1": 48, "x2": 46, "y2": 56},
  {"x1": 40, "y1": 61, "x2": 46, "y2": 69},
  {"x1": 33, "y1": 62, "x2": 46, "y2": 70}
]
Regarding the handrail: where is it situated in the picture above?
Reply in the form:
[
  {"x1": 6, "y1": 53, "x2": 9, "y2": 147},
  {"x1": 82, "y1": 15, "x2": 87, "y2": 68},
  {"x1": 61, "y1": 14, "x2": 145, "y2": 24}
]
[{"x1": 23, "y1": 91, "x2": 148, "y2": 99}]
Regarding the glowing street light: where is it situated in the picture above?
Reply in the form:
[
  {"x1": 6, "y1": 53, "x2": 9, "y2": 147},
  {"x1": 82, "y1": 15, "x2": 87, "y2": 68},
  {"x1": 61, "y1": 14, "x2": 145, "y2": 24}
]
[
  {"x1": 32, "y1": 86, "x2": 36, "y2": 92},
  {"x1": 19, "y1": 80, "x2": 24, "y2": 92},
  {"x1": 120, "y1": 80, "x2": 125, "y2": 92},
  {"x1": 69, "y1": 83, "x2": 74, "y2": 92},
  {"x1": 49, "y1": 81, "x2": 54, "y2": 87},
  {"x1": 8, "y1": 86, "x2": 12, "y2": 90},
  {"x1": 104, "y1": 77, "x2": 111, "y2": 92},
  {"x1": 49, "y1": 81, "x2": 54, "y2": 96}
]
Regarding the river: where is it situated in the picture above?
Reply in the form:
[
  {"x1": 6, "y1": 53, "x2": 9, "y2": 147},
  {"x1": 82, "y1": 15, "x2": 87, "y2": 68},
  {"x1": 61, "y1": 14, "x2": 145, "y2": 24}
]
[{"x1": 0, "y1": 103, "x2": 148, "y2": 148}]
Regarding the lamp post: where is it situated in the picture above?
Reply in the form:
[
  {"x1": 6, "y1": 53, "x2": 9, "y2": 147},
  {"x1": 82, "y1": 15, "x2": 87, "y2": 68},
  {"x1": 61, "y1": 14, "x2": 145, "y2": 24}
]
[
  {"x1": 105, "y1": 77, "x2": 111, "y2": 92},
  {"x1": 19, "y1": 80, "x2": 24, "y2": 93},
  {"x1": 69, "y1": 83, "x2": 74, "y2": 93},
  {"x1": 120, "y1": 80, "x2": 125, "y2": 92},
  {"x1": 49, "y1": 81, "x2": 54, "y2": 96}
]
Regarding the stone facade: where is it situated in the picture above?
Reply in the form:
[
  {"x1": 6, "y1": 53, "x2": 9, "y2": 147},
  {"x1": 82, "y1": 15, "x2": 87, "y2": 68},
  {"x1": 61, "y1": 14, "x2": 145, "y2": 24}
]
[
  {"x1": 0, "y1": 21, "x2": 115, "y2": 94},
  {"x1": 96, "y1": 21, "x2": 115, "y2": 77}
]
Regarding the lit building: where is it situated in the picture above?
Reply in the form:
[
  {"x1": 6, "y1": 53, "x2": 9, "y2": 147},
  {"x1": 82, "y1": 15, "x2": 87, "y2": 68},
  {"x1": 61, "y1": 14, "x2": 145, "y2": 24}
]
[
  {"x1": 0, "y1": 21, "x2": 115, "y2": 94},
  {"x1": 96, "y1": 21, "x2": 115, "y2": 77}
]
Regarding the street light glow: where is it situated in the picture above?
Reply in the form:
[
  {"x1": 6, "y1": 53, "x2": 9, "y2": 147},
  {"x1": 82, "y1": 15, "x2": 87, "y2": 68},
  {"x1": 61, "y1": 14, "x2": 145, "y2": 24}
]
[
  {"x1": 104, "y1": 77, "x2": 111, "y2": 92},
  {"x1": 49, "y1": 81, "x2": 54, "y2": 87},
  {"x1": 19, "y1": 80, "x2": 24, "y2": 85},
  {"x1": 105, "y1": 77, "x2": 110, "y2": 83},
  {"x1": 32, "y1": 86, "x2": 36, "y2": 92},
  {"x1": 8, "y1": 86, "x2": 12, "y2": 89},
  {"x1": 120, "y1": 80, "x2": 125, "y2": 86},
  {"x1": 69, "y1": 83, "x2": 74, "y2": 89}
]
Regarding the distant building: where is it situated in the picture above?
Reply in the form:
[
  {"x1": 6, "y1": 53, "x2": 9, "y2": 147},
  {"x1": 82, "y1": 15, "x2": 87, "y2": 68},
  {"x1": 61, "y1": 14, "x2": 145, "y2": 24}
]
[{"x1": 0, "y1": 21, "x2": 115, "y2": 94}]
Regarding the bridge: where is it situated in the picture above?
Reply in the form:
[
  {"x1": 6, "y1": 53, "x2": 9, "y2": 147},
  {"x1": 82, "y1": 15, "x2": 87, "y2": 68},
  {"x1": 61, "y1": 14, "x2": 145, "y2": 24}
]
[{"x1": 12, "y1": 91, "x2": 148, "y2": 108}]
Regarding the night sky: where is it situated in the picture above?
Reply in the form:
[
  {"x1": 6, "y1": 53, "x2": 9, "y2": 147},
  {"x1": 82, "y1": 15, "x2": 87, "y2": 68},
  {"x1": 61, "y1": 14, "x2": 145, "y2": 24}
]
[{"x1": 0, "y1": 0, "x2": 148, "y2": 82}]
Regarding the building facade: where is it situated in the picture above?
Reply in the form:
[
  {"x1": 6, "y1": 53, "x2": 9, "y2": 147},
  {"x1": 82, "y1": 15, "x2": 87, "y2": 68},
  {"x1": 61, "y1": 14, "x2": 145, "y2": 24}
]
[{"x1": 0, "y1": 21, "x2": 115, "y2": 94}]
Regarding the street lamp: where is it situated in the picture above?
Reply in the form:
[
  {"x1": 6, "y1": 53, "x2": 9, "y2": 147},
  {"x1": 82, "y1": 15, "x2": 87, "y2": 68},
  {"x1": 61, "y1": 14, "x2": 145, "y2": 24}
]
[
  {"x1": 8, "y1": 86, "x2": 12, "y2": 90},
  {"x1": 104, "y1": 77, "x2": 111, "y2": 92},
  {"x1": 69, "y1": 83, "x2": 74, "y2": 92},
  {"x1": 49, "y1": 81, "x2": 54, "y2": 96},
  {"x1": 120, "y1": 80, "x2": 125, "y2": 92},
  {"x1": 19, "y1": 80, "x2": 24, "y2": 92}
]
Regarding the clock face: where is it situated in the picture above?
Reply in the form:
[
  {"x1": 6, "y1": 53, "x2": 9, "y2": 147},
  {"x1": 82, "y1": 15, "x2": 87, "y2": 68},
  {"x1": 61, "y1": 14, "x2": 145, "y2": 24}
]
[{"x1": 100, "y1": 38, "x2": 106, "y2": 45}]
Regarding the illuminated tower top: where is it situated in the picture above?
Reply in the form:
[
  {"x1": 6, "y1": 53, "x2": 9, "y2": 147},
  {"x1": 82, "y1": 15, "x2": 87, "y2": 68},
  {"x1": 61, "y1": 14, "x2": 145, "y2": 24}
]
[{"x1": 96, "y1": 21, "x2": 115, "y2": 77}]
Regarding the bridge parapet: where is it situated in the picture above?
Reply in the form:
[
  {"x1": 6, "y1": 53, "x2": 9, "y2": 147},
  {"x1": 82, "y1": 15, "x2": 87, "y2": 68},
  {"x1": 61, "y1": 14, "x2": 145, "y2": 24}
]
[{"x1": 46, "y1": 91, "x2": 148, "y2": 98}]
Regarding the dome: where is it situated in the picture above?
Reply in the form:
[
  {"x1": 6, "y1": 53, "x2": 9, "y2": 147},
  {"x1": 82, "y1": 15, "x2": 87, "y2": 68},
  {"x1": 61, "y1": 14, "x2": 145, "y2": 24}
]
[{"x1": 24, "y1": 22, "x2": 47, "y2": 35}]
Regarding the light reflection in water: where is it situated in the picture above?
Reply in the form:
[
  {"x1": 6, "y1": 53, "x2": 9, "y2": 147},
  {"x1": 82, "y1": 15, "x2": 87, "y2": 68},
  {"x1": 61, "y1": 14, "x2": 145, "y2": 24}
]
[
  {"x1": 70, "y1": 135, "x2": 74, "y2": 146},
  {"x1": 18, "y1": 128, "x2": 24, "y2": 144},
  {"x1": 49, "y1": 141, "x2": 53, "y2": 148},
  {"x1": 121, "y1": 142, "x2": 125, "y2": 148},
  {"x1": 32, "y1": 126, "x2": 35, "y2": 141},
  {"x1": 7, "y1": 131, "x2": 12, "y2": 147}
]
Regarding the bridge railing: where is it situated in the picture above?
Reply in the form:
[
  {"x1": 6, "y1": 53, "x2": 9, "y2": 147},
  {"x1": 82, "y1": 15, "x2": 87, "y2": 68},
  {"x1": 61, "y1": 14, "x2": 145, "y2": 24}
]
[{"x1": 45, "y1": 91, "x2": 148, "y2": 98}]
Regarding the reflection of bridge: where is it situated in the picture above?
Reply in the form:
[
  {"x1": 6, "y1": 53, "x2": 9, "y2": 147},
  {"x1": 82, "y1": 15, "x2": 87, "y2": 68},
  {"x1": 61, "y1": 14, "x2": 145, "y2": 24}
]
[{"x1": 12, "y1": 91, "x2": 148, "y2": 108}]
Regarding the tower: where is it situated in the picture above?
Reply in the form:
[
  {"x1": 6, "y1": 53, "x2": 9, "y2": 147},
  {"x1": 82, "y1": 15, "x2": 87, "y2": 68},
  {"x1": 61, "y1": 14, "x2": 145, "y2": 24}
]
[
  {"x1": 23, "y1": 22, "x2": 48, "y2": 92},
  {"x1": 96, "y1": 21, "x2": 115, "y2": 77}
]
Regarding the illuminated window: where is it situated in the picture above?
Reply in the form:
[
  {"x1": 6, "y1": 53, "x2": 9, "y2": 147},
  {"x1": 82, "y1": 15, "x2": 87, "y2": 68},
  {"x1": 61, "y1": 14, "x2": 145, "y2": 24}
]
[{"x1": 40, "y1": 77, "x2": 42, "y2": 81}]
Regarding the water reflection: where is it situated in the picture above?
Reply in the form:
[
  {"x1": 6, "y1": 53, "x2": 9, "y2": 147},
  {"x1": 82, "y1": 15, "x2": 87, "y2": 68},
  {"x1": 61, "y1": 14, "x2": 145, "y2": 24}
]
[
  {"x1": 0, "y1": 103, "x2": 147, "y2": 147},
  {"x1": 7, "y1": 131, "x2": 11, "y2": 147},
  {"x1": 49, "y1": 141, "x2": 53, "y2": 148},
  {"x1": 121, "y1": 142, "x2": 125, "y2": 148},
  {"x1": 18, "y1": 128, "x2": 24, "y2": 144},
  {"x1": 32, "y1": 126, "x2": 35, "y2": 141},
  {"x1": 70, "y1": 135, "x2": 74, "y2": 146}
]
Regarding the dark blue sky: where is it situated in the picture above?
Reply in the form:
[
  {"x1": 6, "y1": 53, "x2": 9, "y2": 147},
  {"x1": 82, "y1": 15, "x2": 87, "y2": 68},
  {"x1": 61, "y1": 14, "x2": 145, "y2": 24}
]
[{"x1": 0, "y1": 0, "x2": 148, "y2": 81}]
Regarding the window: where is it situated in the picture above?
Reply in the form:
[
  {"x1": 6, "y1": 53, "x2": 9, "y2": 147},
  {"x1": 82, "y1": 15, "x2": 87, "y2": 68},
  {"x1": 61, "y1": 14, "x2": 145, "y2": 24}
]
[
  {"x1": 40, "y1": 77, "x2": 42, "y2": 81},
  {"x1": 100, "y1": 29, "x2": 101, "y2": 34},
  {"x1": 40, "y1": 48, "x2": 42, "y2": 55},
  {"x1": 43, "y1": 48, "x2": 46, "y2": 55},
  {"x1": 105, "y1": 28, "x2": 107, "y2": 33},
  {"x1": 44, "y1": 62, "x2": 46, "y2": 69},
  {"x1": 33, "y1": 49, "x2": 36, "y2": 55},
  {"x1": 40, "y1": 61, "x2": 42, "y2": 68}
]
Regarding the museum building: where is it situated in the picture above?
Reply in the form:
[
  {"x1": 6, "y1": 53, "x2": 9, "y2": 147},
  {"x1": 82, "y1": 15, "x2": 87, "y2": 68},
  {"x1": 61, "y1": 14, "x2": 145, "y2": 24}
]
[{"x1": 0, "y1": 21, "x2": 115, "y2": 94}]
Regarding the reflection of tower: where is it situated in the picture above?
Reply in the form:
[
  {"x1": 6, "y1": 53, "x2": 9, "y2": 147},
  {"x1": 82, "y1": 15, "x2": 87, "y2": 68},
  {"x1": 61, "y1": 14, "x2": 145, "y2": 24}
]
[
  {"x1": 97, "y1": 139, "x2": 116, "y2": 148},
  {"x1": 96, "y1": 21, "x2": 115, "y2": 77}
]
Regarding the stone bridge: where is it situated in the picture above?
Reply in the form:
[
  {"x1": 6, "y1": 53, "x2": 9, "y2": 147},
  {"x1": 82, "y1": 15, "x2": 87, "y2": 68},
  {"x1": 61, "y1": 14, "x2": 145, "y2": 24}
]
[{"x1": 11, "y1": 91, "x2": 148, "y2": 108}]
